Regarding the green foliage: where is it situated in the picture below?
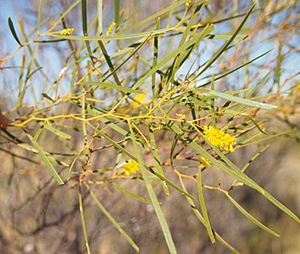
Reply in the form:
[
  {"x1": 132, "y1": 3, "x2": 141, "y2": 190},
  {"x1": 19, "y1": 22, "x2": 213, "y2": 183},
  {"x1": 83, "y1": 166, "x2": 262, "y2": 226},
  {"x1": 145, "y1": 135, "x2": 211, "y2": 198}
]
[{"x1": 1, "y1": 0, "x2": 300, "y2": 253}]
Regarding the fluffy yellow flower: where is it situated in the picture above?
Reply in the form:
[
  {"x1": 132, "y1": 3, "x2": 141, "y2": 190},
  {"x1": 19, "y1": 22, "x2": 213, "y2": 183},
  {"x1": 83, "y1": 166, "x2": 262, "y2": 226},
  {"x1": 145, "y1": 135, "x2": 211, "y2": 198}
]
[
  {"x1": 58, "y1": 28, "x2": 75, "y2": 35},
  {"x1": 123, "y1": 160, "x2": 140, "y2": 176},
  {"x1": 203, "y1": 125, "x2": 236, "y2": 152}
]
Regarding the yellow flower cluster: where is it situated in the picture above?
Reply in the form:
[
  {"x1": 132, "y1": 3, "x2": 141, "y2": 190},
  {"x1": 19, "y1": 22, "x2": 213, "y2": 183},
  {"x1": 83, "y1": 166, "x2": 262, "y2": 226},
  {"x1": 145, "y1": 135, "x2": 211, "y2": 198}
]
[
  {"x1": 131, "y1": 93, "x2": 147, "y2": 108},
  {"x1": 186, "y1": 0, "x2": 192, "y2": 7},
  {"x1": 203, "y1": 126, "x2": 236, "y2": 152},
  {"x1": 123, "y1": 160, "x2": 140, "y2": 176},
  {"x1": 59, "y1": 28, "x2": 75, "y2": 35}
]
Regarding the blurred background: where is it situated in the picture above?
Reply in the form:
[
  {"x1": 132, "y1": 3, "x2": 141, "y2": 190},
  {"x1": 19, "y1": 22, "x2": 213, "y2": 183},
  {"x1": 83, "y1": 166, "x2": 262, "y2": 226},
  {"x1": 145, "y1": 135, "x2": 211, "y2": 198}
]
[{"x1": 0, "y1": 0, "x2": 300, "y2": 253}]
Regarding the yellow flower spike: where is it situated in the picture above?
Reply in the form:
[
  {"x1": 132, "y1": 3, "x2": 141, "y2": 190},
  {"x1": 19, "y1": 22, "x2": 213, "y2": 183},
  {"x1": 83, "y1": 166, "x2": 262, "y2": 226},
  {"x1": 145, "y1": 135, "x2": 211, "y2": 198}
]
[
  {"x1": 123, "y1": 160, "x2": 140, "y2": 176},
  {"x1": 58, "y1": 28, "x2": 75, "y2": 35},
  {"x1": 132, "y1": 93, "x2": 147, "y2": 108},
  {"x1": 203, "y1": 125, "x2": 236, "y2": 152}
]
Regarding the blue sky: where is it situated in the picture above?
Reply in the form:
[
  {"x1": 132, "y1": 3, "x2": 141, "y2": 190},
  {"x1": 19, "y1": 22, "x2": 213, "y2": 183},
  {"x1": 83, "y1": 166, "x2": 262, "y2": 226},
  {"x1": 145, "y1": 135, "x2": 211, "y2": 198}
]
[{"x1": 0, "y1": 1, "x2": 299, "y2": 109}]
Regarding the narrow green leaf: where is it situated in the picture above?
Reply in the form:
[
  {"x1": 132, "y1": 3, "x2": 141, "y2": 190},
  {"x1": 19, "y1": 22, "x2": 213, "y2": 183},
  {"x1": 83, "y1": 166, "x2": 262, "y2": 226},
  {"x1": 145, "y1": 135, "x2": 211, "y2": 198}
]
[
  {"x1": 97, "y1": 0, "x2": 103, "y2": 34},
  {"x1": 246, "y1": 70, "x2": 272, "y2": 98},
  {"x1": 27, "y1": 134, "x2": 64, "y2": 185},
  {"x1": 241, "y1": 145, "x2": 269, "y2": 172},
  {"x1": 114, "y1": 0, "x2": 120, "y2": 33},
  {"x1": 81, "y1": 0, "x2": 88, "y2": 34},
  {"x1": 152, "y1": 18, "x2": 159, "y2": 97},
  {"x1": 17, "y1": 143, "x2": 37, "y2": 153},
  {"x1": 111, "y1": 182, "x2": 152, "y2": 204},
  {"x1": 8, "y1": 17, "x2": 22, "y2": 46},
  {"x1": 79, "y1": 192, "x2": 92, "y2": 254},
  {"x1": 81, "y1": 0, "x2": 93, "y2": 58},
  {"x1": 231, "y1": 145, "x2": 269, "y2": 188},
  {"x1": 26, "y1": 66, "x2": 43, "y2": 82},
  {"x1": 275, "y1": 42, "x2": 283, "y2": 87},
  {"x1": 199, "y1": 50, "x2": 272, "y2": 88},
  {"x1": 263, "y1": 191, "x2": 300, "y2": 224},
  {"x1": 97, "y1": 117, "x2": 129, "y2": 136},
  {"x1": 41, "y1": 92, "x2": 55, "y2": 102},
  {"x1": 167, "y1": 0, "x2": 177, "y2": 28},
  {"x1": 225, "y1": 193, "x2": 280, "y2": 237},
  {"x1": 197, "y1": 169, "x2": 215, "y2": 243},
  {"x1": 17, "y1": 55, "x2": 26, "y2": 109},
  {"x1": 37, "y1": 0, "x2": 44, "y2": 33},
  {"x1": 202, "y1": 89, "x2": 277, "y2": 109},
  {"x1": 89, "y1": 187, "x2": 139, "y2": 252},
  {"x1": 44, "y1": 124, "x2": 72, "y2": 140},
  {"x1": 149, "y1": 127, "x2": 169, "y2": 195},
  {"x1": 98, "y1": 40, "x2": 121, "y2": 85},
  {"x1": 208, "y1": 33, "x2": 247, "y2": 41},
  {"x1": 82, "y1": 81, "x2": 143, "y2": 94},
  {"x1": 35, "y1": 39, "x2": 67, "y2": 43}
]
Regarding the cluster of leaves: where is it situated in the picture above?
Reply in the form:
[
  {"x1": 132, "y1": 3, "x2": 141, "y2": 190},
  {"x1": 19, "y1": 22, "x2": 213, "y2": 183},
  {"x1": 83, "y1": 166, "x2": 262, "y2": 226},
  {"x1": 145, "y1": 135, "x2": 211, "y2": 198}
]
[{"x1": 1, "y1": 0, "x2": 300, "y2": 253}]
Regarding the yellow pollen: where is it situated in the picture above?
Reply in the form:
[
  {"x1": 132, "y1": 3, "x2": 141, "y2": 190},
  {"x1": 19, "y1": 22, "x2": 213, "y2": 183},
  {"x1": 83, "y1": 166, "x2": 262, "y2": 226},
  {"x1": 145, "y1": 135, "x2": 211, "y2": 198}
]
[
  {"x1": 58, "y1": 28, "x2": 75, "y2": 35},
  {"x1": 186, "y1": 0, "x2": 192, "y2": 7},
  {"x1": 123, "y1": 160, "x2": 140, "y2": 176},
  {"x1": 132, "y1": 93, "x2": 147, "y2": 108},
  {"x1": 203, "y1": 125, "x2": 236, "y2": 152}
]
